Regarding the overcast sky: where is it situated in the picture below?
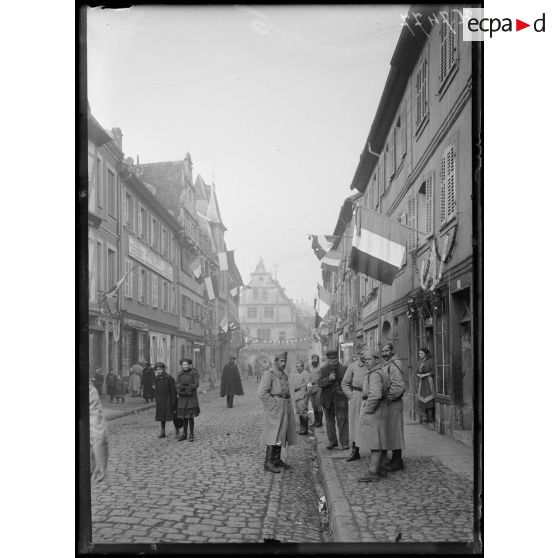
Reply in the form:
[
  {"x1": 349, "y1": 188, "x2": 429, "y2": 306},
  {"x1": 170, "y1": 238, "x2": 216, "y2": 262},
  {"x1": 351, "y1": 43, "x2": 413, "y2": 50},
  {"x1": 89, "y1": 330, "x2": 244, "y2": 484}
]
[{"x1": 87, "y1": 5, "x2": 407, "y2": 304}]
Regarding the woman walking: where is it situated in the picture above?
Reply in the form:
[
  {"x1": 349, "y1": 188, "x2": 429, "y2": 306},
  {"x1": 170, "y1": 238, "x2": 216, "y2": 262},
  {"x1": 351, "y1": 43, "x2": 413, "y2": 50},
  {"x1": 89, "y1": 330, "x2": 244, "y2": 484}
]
[
  {"x1": 416, "y1": 347, "x2": 435, "y2": 423},
  {"x1": 153, "y1": 362, "x2": 177, "y2": 438},
  {"x1": 176, "y1": 358, "x2": 200, "y2": 442}
]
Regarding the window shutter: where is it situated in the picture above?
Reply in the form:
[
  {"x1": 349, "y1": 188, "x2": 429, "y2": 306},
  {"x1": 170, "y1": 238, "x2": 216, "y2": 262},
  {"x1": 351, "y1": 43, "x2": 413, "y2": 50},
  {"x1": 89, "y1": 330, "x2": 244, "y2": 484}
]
[
  {"x1": 401, "y1": 106, "x2": 407, "y2": 156},
  {"x1": 408, "y1": 196, "x2": 417, "y2": 251},
  {"x1": 415, "y1": 67, "x2": 422, "y2": 128},
  {"x1": 421, "y1": 58, "x2": 428, "y2": 122},
  {"x1": 132, "y1": 198, "x2": 136, "y2": 233},
  {"x1": 388, "y1": 133, "x2": 394, "y2": 178},
  {"x1": 440, "y1": 153, "x2": 447, "y2": 224},
  {"x1": 378, "y1": 152, "x2": 384, "y2": 195},
  {"x1": 447, "y1": 145, "x2": 456, "y2": 219},
  {"x1": 123, "y1": 191, "x2": 128, "y2": 226},
  {"x1": 448, "y1": 11, "x2": 456, "y2": 69},
  {"x1": 425, "y1": 174, "x2": 434, "y2": 237},
  {"x1": 440, "y1": 17, "x2": 448, "y2": 82}
]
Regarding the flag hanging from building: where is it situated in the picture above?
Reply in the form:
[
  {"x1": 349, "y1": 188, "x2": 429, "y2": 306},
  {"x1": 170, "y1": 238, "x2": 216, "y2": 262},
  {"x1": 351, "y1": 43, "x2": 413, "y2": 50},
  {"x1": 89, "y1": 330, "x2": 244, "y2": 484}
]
[
  {"x1": 321, "y1": 249, "x2": 341, "y2": 269},
  {"x1": 190, "y1": 257, "x2": 202, "y2": 279},
  {"x1": 349, "y1": 207, "x2": 407, "y2": 285},
  {"x1": 217, "y1": 250, "x2": 233, "y2": 271},
  {"x1": 204, "y1": 275, "x2": 219, "y2": 300},
  {"x1": 219, "y1": 315, "x2": 229, "y2": 333},
  {"x1": 316, "y1": 284, "x2": 331, "y2": 319},
  {"x1": 102, "y1": 264, "x2": 137, "y2": 300},
  {"x1": 309, "y1": 235, "x2": 336, "y2": 260}
]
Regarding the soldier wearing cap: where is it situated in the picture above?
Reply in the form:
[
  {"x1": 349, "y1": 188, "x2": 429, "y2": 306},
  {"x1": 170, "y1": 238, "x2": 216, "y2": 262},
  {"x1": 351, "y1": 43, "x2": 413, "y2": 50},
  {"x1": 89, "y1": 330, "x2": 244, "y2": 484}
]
[
  {"x1": 341, "y1": 348, "x2": 368, "y2": 461},
  {"x1": 307, "y1": 354, "x2": 323, "y2": 428},
  {"x1": 257, "y1": 350, "x2": 297, "y2": 473},
  {"x1": 317, "y1": 349, "x2": 349, "y2": 450},
  {"x1": 153, "y1": 362, "x2": 177, "y2": 439}
]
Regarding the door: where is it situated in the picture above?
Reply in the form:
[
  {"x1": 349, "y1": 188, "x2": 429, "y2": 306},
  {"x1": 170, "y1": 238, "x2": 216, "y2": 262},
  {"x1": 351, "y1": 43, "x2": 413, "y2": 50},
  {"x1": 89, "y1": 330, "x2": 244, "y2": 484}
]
[{"x1": 460, "y1": 320, "x2": 473, "y2": 430}]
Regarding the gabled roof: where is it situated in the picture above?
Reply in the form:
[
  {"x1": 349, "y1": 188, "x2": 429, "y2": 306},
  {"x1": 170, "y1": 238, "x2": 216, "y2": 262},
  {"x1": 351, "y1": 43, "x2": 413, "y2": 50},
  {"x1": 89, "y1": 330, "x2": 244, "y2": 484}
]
[{"x1": 204, "y1": 183, "x2": 226, "y2": 230}]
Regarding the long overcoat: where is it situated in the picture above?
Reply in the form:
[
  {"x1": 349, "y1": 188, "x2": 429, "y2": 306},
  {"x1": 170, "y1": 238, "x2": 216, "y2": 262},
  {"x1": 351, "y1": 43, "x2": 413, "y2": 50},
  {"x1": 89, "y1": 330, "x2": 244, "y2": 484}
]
[
  {"x1": 384, "y1": 357, "x2": 406, "y2": 449},
  {"x1": 257, "y1": 364, "x2": 297, "y2": 447},
  {"x1": 341, "y1": 361, "x2": 368, "y2": 444},
  {"x1": 358, "y1": 366, "x2": 390, "y2": 450},
  {"x1": 220, "y1": 363, "x2": 244, "y2": 396},
  {"x1": 176, "y1": 368, "x2": 200, "y2": 417},
  {"x1": 417, "y1": 357, "x2": 435, "y2": 411},
  {"x1": 154, "y1": 372, "x2": 177, "y2": 422},
  {"x1": 106, "y1": 373, "x2": 117, "y2": 397},
  {"x1": 142, "y1": 366, "x2": 155, "y2": 400},
  {"x1": 317, "y1": 362, "x2": 348, "y2": 409}
]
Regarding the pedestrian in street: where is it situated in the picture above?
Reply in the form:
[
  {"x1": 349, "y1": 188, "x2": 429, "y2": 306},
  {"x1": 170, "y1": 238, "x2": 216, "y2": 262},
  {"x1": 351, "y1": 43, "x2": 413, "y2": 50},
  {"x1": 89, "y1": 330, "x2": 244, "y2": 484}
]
[
  {"x1": 357, "y1": 349, "x2": 391, "y2": 482},
  {"x1": 106, "y1": 369, "x2": 117, "y2": 402},
  {"x1": 175, "y1": 358, "x2": 200, "y2": 442},
  {"x1": 93, "y1": 368, "x2": 104, "y2": 397},
  {"x1": 416, "y1": 347, "x2": 435, "y2": 424},
  {"x1": 153, "y1": 362, "x2": 177, "y2": 438},
  {"x1": 380, "y1": 343, "x2": 406, "y2": 472},
  {"x1": 257, "y1": 350, "x2": 297, "y2": 473},
  {"x1": 341, "y1": 349, "x2": 368, "y2": 461},
  {"x1": 89, "y1": 379, "x2": 108, "y2": 483},
  {"x1": 142, "y1": 362, "x2": 155, "y2": 403},
  {"x1": 290, "y1": 361, "x2": 311, "y2": 435},
  {"x1": 113, "y1": 372, "x2": 125, "y2": 403},
  {"x1": 307, "y1": 354, "x2": 323, "y2": 428},
  {"x1": 317, "y1": 349, "x2": 349, "y2": 450},
  {"x1": 129, "y1": 362, "x2": 143, "y2": 397},
  {"x1": 220, "y1": 356, "x2": 244, "y2": 408}
]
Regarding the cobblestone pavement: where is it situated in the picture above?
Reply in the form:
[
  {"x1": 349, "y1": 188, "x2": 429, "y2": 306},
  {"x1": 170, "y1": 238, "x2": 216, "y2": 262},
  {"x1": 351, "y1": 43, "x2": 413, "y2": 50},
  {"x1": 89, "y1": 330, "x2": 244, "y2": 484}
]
[
  {"x1": 91, "y1": 380, "x2": 331, "y2": 544},
  {"x1": 314, "y1": 409, "x2": 475, "y2": 544}
]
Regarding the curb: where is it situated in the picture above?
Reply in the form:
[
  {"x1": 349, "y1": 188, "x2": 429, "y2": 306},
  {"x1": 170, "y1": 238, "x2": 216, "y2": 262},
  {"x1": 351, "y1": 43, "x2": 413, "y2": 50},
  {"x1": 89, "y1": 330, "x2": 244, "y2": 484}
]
[
  {"x1": 105, "y1": 402, "x2": 156, "y2": 421},
  {"x1": 313, "y1": 427, "x2": 361, "y2": 542}
]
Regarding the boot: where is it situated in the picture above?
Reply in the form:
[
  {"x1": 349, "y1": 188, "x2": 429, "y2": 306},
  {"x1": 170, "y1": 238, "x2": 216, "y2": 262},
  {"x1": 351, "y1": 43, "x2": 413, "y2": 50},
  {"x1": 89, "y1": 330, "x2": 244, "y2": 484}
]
[
  {"x1": 358, "y1": 451, "x2": 384, "y2": 482},
  {"x1": 158, "y1": 425, "x2": 166, "y2": 439},
  {"x1": 346, "y1": 442, "x2": 361, "y2": 462},
  {"x1": 314, "y1": 410, "x2": 323, "y2": 428},
  {"x1": 272, "y1": 446, "x2": 291, "y2": 469},
  {"x1": 297, "y1": 416, "x2": 309, "y2": 435},
  {"x1": 263, "y1": 446, "x2": 282, "y2": 473},
  {"x1": 188, "y1": 421, "x2": 194, "y2": 442},
  {"x1": 326, "y1": 440, "x2": 338, "y2": 450},
  {"x1": 177, "y1": 425, "x2": 188, "y2": 441},
  {"x1": 384, "y1": 449, "x2": 404, "y2": 472}
]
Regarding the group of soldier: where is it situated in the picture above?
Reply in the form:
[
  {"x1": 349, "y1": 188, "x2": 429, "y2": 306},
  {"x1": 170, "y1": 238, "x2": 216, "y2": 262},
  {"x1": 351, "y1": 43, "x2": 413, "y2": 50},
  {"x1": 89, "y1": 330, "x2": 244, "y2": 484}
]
[{"x1": 256, "y1": 344, "x2": 405, "y2": 482}]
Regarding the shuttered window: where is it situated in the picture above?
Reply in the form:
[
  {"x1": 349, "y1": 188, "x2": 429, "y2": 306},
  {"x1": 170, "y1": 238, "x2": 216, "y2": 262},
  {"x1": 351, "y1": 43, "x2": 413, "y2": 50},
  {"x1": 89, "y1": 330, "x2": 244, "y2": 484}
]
[
  {"x1": 440, "y1": 9, "x2": 457, "y2": 85},
  {"x1": 407, "y1": 196, "x2": 417, "y2": 251},
  {"x1": 440, "y1": 145, "x2": 456, "y2": 225},
  {"x1": 387, "y1": 134, "x2": 395, "y2": 180},
  {"x1": 152, "y1": 274, "x2": 158, "y2": 308},
  {"x1": 124, "y1": 259, "x2": 134, "y2": 298},
  {"x1": 425, "y1": 174, "x2": 434, "y2": 237},
  {"x1": 378, "y1": 152, "x2": 385, "y2": 196},
  {"x1": 416, "y1": 57, "x2": 428, "y2": 129}
]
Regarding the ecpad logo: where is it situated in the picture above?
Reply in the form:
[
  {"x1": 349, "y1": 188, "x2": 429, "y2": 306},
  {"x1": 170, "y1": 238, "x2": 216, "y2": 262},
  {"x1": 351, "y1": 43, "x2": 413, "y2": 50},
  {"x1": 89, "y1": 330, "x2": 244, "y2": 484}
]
[{"x1": 463, "y1": 9, "x2": 546, "y2": 40}]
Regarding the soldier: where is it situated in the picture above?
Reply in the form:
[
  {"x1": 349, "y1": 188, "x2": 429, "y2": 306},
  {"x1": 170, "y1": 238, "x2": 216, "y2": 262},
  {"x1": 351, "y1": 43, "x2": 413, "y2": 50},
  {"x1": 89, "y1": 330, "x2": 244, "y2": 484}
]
[
  {"x1": 290, "y1": 361, "x2": 311, "y2": 435},
  {"x1": 341, "y1": 349, "x2": 368, "y2": 461},
  {"x1": 307, "y1": 354, "x2": 323, "y2": 427},
  {"x1": 153, "y1": 362, "x2": 177, "y2": 439},
  {"x1": 257, "y1": 351, "x2": 297, "y2": 473},
  {"x1": 317, "y1": 349, "x2": 349, "y2": 450}
]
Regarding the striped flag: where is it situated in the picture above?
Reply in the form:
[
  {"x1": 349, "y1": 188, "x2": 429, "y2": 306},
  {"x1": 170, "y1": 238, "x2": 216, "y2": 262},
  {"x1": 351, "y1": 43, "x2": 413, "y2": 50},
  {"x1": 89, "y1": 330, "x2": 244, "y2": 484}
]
[
  {"x1": 219, "y1": 316, "x2": 229, "y2": 333},
  {"x1": 218, "y1": 250, "x2": 235, "y2": 272},
  {"x1": 316, "y1": 284, "x2": 331, "y2": 318},
  {"x1": 310, "y1": 235, "x2": 336, "y2": 260},
  {"x1": 190, "y1": 257, "x2": 202, "y2": 279},
  {"x1": 321, "y1": 249, "x2": 341, "y2": 269},
  {"x1": 204, "y1": 275, "x2": 219, "y2": 300},
  {"x1": 349, "y1": 208, "x2": 407, "y2": 285}
]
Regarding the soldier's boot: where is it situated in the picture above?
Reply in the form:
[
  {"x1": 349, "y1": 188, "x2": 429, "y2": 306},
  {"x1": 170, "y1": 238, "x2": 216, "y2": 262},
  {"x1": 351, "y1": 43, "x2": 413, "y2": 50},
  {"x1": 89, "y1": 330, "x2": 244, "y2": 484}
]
[
  {"x1": 384, "y1": 449, "x2": 404, "y2": 472},
  {"x1": 264, "y1": 446, "x2": 282, "y2": 473},
  {"x1": 346, "y1": 442, "x2": 361, "y2": 462},
  {"x1": 297, "y1": 416, "x2": 309, "y2": 435},
  {"x1": 357, "y1": 451, "x2": 383, "y2": 482},
  {"x1": 272, "y1": 445, "x2": 291, "y2": 469},
  {"x1": 158, "y1": 423, "x2": 166, "y2": 439},
  {"x1": 314, "y1": 411, "x2": 323, "y2": 428}
]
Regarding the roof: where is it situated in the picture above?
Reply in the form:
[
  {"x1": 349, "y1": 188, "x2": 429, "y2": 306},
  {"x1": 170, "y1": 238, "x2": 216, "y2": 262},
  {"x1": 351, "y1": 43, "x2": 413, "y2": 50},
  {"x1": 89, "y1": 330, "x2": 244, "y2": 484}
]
[
  {"x1": 349, "y1": 5, "x2": 436, "y2": 193},
  {"x1": 333, "y1": 191, "x2": 363, "y2": 243},
  {"x1": 88, "y1": 111, "x2": 112, "y2": 147},
  {"x1": 204, "y1": 183, "x2": 227, "y2": 230},
  {"x1": 138, "y1": 161, "x2": 187, "y2": 219}
]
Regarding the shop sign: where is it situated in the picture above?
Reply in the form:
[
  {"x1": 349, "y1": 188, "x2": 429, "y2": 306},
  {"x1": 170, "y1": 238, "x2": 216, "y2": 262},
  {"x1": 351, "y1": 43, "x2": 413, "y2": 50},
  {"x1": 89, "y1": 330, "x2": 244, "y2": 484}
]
[
  {"x1": 129, "y1": 236, "x2": 173, "y2": 281},
  {"x1": 124, "y1": 318, "x2": 148, "y2": 331}
]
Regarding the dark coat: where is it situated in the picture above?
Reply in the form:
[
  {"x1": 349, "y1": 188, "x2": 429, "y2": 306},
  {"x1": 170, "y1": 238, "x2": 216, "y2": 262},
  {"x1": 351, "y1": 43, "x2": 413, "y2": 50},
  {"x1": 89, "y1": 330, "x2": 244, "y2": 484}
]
[
  {"x1": 417, "y1": 357, "x2": 435, "y2": 410},
  {"x1": 105, "y1": 373, "x2": 117, "y2": 396},
  {"x1": 142, "y1": 367, "x2": 155, "y2": 400},
  {"x1": 317, "y1": 363, "x2": 348, "y2": 409},
  {"x1": 176, "y1": 368, "x2": 200, "y2": 415},
  {"x1": 154, "y1": 372, "x2": 177, "y2": 422},
  {"x1": 220, "y1": 363, "x2": 244, "y2": 396}
]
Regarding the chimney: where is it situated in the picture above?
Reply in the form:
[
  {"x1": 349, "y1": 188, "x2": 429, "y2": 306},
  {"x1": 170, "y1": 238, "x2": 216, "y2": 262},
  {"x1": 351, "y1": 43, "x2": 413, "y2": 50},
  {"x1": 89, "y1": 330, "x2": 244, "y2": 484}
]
[{"x1": 111, "y1": 127, "x2": 123, "y2": 149}]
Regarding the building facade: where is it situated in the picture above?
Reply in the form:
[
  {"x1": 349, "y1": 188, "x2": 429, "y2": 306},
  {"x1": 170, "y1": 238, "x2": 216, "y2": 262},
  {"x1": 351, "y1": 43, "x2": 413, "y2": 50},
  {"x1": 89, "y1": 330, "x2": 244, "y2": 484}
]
[{"x1": 320, "y1": 6, "x2": 476, "y2": 445}]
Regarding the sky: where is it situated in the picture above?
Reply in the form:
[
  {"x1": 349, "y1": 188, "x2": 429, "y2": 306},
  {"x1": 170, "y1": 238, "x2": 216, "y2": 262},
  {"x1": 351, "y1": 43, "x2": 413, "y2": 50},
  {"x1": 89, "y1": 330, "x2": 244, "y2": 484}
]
[{"x1": 87, "y1": 5, "x2": 407, "y2": 304}]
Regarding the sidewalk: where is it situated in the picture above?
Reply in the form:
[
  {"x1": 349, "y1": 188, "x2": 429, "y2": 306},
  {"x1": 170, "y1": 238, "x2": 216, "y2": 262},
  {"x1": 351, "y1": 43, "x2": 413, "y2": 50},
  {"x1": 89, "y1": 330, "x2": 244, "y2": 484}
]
[{"x1": 312, "y1": 409, "x2": 475, "y2": 544}]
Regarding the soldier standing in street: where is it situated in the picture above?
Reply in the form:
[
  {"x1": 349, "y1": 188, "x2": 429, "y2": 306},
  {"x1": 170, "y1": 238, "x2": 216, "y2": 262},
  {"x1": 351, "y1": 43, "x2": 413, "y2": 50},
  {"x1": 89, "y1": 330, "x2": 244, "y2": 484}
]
[
  {"x1": 290, "y1": 361, "x2": 311, "y2": 435},
  {"x1": 380, "y1": 343, "x2": 406, "y2": 471},
  {"x1": 341, "y1": 349, "x2": 368, "y2": 461},
  {"x1": 153, "y1": 362, "x2": 177, "y2": 439},
  {"x1": 307, "y1": 354, "x2": 323, "y2": 427},
  {"x1": 257, "y1": 351, "x2": 297, "y2": 473},
  {"x1": 317, "y1": 349, "x2": 349, "y2": 450},
  {"x1": 175, "y1": 358, "x2": 200, "y2": 442}
]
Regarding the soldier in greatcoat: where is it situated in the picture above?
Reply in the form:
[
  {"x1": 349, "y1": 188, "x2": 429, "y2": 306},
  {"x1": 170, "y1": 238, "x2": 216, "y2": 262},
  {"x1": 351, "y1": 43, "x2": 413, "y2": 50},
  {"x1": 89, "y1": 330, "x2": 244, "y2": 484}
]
[
  {"x1": 290, "y1": 361, "x2": 311, "y2": 435},
  {"x1": 307, "y1": 354, "x2": 323, "y2": 427},
  {"x1": 175, "y1": 358, "x2": 200, "y2": 442},
  {"x1": 153, "y1": 362, "x2": 177, "y2": 439},
  {"x1": 257, "y1": 351, "x2": 297, "y2": 473}
]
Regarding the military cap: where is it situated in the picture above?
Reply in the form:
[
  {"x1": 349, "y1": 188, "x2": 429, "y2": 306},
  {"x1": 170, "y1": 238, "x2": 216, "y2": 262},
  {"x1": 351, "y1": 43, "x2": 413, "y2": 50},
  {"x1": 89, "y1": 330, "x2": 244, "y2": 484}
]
[
  {"x1": 326, "y1": 350, "x2": 338, "y2": 358},
  {"x1": 154, "y1": 362, "x2": 166, "y2": 369},
  {"x1": 274, "y1": 351, "x2": 288, "y2": 360},
  {"x1": 179, "y1": 358, "x2": 193, "y2": 365}
]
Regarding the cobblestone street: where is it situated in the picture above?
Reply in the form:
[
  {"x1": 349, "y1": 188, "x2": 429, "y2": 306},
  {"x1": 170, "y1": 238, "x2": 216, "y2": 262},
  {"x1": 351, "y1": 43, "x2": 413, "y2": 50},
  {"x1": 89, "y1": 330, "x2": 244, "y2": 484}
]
[{"x1": 91, "y1": 380, "x2": 331, "y2": 544}]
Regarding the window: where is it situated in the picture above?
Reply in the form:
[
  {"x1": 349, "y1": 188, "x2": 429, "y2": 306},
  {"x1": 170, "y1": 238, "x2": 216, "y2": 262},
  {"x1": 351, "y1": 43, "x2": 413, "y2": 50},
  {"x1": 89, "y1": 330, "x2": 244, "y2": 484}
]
[
  {"x1": 262, "y1": 289, "x2": 268, "y2": 302},
  {"x1": 440, "y1": 145, "x2": 456, "y2": 225},
  {"x1": 138, "y1": 335, "x2": 145, "y2": 362},
  {"x1": 394, "y1": 109, "x2": 407, "y2": 168},
  {"x1": 162, "y1": 227, "x2": 168, "y2": 258},
  {"x1": 163, "y1": 281, "x2": 169, "y2": 312},
  {"x1": 435, "y1": 297, "x2": 451, "y2": 396},
  {"x1": 151, "y1": 336, "x2": 158, "y2": 363},
  {"x1": 107, "y1": 248, "x2": 116, "y2": 290},
  {"x1": 96, "y1": 241, "x2": 103, "y2": 291},
  {"x1": 151, "y1": 217, "x2": 157, "y2": 250},
  {"x1": 257, "y1": 329, "x2": 271, "y2": 339},
  {"x1": 152, "y1": 274, "x2": 158, "y2": 307},
  {"x1": 279, "y1": 331, "x2": 286, "y2": 343},
  {"x1": 124, "y1": 191, "x2": 134, "y2": 230},
  {"x1": 138, "y1": 205, "x2": 147, "y2": 240},
  {"x1": 124, "y1": 259, "x2": 134, "y2": 298},
  {"x1": 107, "y1": 168, "x2": 116, "y2": 217},
  {"x1": 264, "y1": 306, "x2": 274, "y2": 319},
  {"x1": 407, "y1": 196, "x2": 417, "y2": 251},
  {"x1": 387, "y1": 132, "x2": 395, "y2": 180},
  {"x1": 181, "y1": 295, "x2": 187, "y2": 317},
  {"x1": 122, "y1": 332, "x2": 132, "y2": 371},
  {"x1": 248, "y1": 307, "x2": 257, "y2": 319},
  {"x1": 252, "y1": 288, "x2": 259, "y2": 301},
  {"x1": 96, "y1": 156, "x2": 103, "y2": 207},
  {"x1": 139, "y1": 269, "x2": 147, "y2": 303},
  {"x1": 418, "y1": 175, "x2": 434, "y2": 240},
  {"x1": 181, "y1": 344, "x2": 186, "y2": 360},
  {"x1": 440, "y1": 9, "x2": 457, "y2": 86},
  {"x1": 170, "y1": 236, "x2": 175, "y2": 264},
  {"x1": 416, "y1": 56, "x2": 428, "y2": 130}
]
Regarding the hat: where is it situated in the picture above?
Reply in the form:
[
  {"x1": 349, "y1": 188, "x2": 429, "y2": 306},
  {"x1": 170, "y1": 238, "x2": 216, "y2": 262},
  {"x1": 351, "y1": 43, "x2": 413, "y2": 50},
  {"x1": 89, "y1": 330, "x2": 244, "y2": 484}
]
[
  {"x1": 180, "y1": 358, "x2": 193, "y2": 365},
  {"x1": 274, "y1": 351, "x2": 288, "y2": 360},
  {"x1": 326, "y1": 350, "x2": 338, "y2": 359},
  {"x1": 311, "y1": 353, "x2": 320, "y2": 358},
  {"x1": 154, "y1": 362, "x2": 166, "y2": 369}
]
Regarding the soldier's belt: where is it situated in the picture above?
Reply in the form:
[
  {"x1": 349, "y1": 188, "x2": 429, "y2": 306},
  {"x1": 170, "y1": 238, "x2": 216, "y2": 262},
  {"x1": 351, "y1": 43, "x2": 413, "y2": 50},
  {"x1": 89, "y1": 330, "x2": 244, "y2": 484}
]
[
  {"x1": 351, "y1": 386, "x2": 363, "y2": 392},
  {"x1": 362, "y1": 395, "x2": 368, "y2": 400},
  {"x1": 271, "y1": 393, "x2": 291, "y2": 399}
]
